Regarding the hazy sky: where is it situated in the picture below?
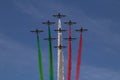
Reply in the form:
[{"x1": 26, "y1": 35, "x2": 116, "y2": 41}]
[{"x1": 0, "y1": 0, "x2": 120, "y2": 80}]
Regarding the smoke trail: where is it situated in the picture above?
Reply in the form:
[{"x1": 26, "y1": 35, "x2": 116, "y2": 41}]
[
  {"x1": 75, "y1": 33, "x2": 82, "y2": 80},
  {"x1": 37, "y1": 33, "x2": 44, "y2": 80},
  {"x1": 62, "y1": 51, "x2": 64, "y2": 80},
  {"x1": 67, "y1": 26, "x2": 72, "y2": 80},
  {"x1": 67, "y1": 40, "x2": 72, "y2": 80},
  {"x1": 57, "y1": 19, "x2": 64, "y2": 80},
  {"x1": 48, "y1": 26, "x2": 54, "y2": 80}
]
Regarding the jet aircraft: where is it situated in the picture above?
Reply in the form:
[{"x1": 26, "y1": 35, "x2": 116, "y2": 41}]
[
  {"x1": 42, "y1": 20, "x2": 55, "y2": 26},
  {"x1": 54, "y1": 28, "x2": 67, "y2": 33},
  {"x1": 53, "y1": 13, "x2": 66, "y2": 18},
  {"x1": 75, "y1": 27, "x2": 88, "y2": 33},
  {"x1": 54, "y1": 44, "x2": 66, "y2": 49},
  {"x1": 64, "y1": 20, "x2": 77, "y2": 25},
  {"x1": 30, "y1": 29, "x2": 43, "y2": 34}
]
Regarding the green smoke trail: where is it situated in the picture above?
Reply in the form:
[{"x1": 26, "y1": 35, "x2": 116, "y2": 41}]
[
  {"x1": 37, "y1": 33, "x2": 44, "y2": 80},
  {"x1": 48, "y1": 26, "x2": 54, "y2": 80}
]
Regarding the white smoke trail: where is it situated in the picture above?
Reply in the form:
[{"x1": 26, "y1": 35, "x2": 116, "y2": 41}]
[{"x1": 57, "y1": 19, "x2": 64, "y2": 80}]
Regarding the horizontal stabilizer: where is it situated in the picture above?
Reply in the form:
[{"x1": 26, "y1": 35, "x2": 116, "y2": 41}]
[
  {"x1": 30, "y1": 29, "x2": 43, "y2": 33},
  {"x1": 54, "y1": 28, "x2": 67, "y2": 32},
  {"x1": 64, "y1": 37, "x2": 77, "y2": 40},
  {"x1": 54, "y1": 45, "x2": 66, "y2": 49},
  {"x1": 44, "y1": 38, "x2": 56, "y2": 40}
]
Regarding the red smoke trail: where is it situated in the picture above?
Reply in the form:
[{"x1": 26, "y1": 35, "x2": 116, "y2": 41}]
[
  {"x1": 75, "y1": 33, "x2": 82, "y2": 80},
  {"x1": 67, "y1": 26, "x2": 72, "y2": 80}
]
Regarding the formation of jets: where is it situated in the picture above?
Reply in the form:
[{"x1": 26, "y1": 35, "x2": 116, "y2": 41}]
[{"x1": 31, "y1": 13, "x2": 88, "y2": 49}]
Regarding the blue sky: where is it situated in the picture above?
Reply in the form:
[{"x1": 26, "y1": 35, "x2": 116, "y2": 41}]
[{"x1": 0, "y1": 0, "x2": 120, "y2": 80}]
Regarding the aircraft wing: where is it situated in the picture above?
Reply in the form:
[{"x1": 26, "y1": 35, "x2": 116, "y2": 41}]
[
  {"x1": 64, "y1": 38, "x2": 69, "y2": 40},
  {"x1": 30, "y1": 30, "x2": 35, "y2": 32},
  {"x1": 54, "y1": 46, "x2": 58, "y2": 48},
  {"x1": 38, "y1": 30, "x2": 44, "y2": 32},
  {"x1": 61, "y1": 15, "x2": 66, "y2": 17},
  {"x1": 84, "y1": 29, "x2": 88, "y2": 31},
  {"x1": 62, "y1": 46, "x2": 67, "y2": 48},
  {"x1": 71, "y1": 38, "x2": 77, "y2": 40}
]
